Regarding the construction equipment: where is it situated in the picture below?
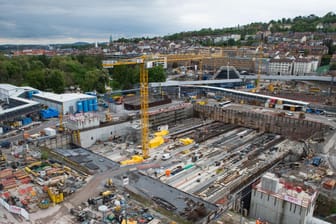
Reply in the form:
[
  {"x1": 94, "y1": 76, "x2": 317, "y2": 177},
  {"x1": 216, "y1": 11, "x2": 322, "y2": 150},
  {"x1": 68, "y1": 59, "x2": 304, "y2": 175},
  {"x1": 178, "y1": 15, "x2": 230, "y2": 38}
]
[
  {"x1": 105, "y1": 178, "x2": 114, "y2": 188},
  {"x1": 38, "y1": 198, "x2": 50, "y2": 209}
]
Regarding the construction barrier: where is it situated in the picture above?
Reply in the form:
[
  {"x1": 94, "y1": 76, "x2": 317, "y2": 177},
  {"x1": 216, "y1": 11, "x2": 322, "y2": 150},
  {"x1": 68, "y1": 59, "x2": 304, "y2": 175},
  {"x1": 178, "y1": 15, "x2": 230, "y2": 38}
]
[{"x1": 0, "y1": 198, "x2": 29, "y2": 220}]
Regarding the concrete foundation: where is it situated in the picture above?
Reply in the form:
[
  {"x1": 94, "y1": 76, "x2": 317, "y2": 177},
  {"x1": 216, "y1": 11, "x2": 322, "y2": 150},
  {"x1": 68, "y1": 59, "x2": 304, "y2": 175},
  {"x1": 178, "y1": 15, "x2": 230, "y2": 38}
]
[{"x1": 194, "y1": 105, "x2": 328, "y2": 140}]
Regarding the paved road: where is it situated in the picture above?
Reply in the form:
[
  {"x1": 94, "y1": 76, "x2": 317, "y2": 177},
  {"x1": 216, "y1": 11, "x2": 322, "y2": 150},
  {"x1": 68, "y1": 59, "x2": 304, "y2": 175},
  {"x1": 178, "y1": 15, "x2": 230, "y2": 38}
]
[{"x1": 1, "y1": 119, "x2": 59, "y2": 143}]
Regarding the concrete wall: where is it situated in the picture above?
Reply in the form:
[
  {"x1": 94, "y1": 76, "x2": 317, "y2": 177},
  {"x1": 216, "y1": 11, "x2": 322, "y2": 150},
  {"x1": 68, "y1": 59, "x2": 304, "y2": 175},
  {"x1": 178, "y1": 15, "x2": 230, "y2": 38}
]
[
  {"x1": 30, "y1": 134, "x2": 71, "y2": 149},
  {"x1": 250, "y1": 189, "x2": 310, "y2": 224},
  {"x1": 194, "y1": 105, "x2": 328, "y2": 140},
  {"x1": 79, "y1": 121, "x2": 132, "y2": 148}
]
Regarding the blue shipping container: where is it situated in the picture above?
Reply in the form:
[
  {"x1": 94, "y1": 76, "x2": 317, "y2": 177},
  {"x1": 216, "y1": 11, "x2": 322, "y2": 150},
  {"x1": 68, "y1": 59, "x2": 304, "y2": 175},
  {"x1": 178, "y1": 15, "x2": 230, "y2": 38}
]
[
  {"x1": 40, "y1": 108, "x2": 59, "y2": 119},
  {"x1": 22, "y1": 117, "x2": 32, "y2": 126},
  {"x1": 312, "y1": 157, "x2": 321, "y2": 166}
]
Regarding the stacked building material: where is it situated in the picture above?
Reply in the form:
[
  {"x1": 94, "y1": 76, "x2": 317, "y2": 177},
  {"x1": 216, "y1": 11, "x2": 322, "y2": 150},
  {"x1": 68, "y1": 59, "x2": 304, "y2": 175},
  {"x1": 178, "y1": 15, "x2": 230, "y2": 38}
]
[
  {"x1": 20, "y1": 177, "x2": 31, "y2": 184},
  {"x1": 14, "y1": 169, "x2": 29, "y2": 179},
  {"x1": 2, "y1": 178, "x2": 17, "y2": 190},
  {"x1": 0, "y1": 168, "x2": 13, "y2": 179}
]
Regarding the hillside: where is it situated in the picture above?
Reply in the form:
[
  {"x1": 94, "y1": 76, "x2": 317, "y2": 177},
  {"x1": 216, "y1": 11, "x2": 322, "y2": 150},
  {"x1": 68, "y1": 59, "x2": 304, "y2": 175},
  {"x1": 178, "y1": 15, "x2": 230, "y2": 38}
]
[{"x1": 164, "y1": 12, "x2": 336, "y2": 41}]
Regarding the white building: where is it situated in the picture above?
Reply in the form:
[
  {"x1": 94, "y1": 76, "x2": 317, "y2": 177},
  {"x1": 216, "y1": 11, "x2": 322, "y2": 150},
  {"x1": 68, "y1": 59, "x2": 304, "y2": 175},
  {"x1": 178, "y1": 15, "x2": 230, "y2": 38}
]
[
  {"x1": 32, "y1": 92, "x2": 97, "y2": 114},
  {"x1": 214, "y1": 34, "x2": 241, "y2": 43},
  {"x1": 250, "y1": 172, "x2": 321, "y2": 224},
  {"x1": 66, "y1": 112, "x2": 100, "y2": 130},
  {"x1": 293, "y1": 59, "x2": 313, "y2": 75},
  {"x1": 268, "y1": 58, "x2": 293, "y2": 75}
]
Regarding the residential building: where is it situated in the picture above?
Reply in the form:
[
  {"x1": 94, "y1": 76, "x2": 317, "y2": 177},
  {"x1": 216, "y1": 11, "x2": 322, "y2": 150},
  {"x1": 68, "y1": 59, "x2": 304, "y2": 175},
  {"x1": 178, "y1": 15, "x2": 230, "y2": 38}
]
[
  {"x1": 268, "y1": 58, "x2": 293, "y2": 75},
  {"x1": 214, "y1": 34, "x2": 241, "y2": 43},
  {"x1": 293, "y1": 58, "x2": 313, "y2": 75},
  {"x1": 250, "y1": 172, "x2": 319, "y2": 224}
]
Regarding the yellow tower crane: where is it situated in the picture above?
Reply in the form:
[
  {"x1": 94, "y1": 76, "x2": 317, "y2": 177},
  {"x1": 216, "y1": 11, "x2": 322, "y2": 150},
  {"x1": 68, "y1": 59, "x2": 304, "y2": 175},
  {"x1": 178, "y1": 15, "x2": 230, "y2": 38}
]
[
  {"x1": 102, "y1": 54, "x2": 229, "y2": 159},
  {"x1": 103, "y1": 56, "x2": 150, "y2": 158}
]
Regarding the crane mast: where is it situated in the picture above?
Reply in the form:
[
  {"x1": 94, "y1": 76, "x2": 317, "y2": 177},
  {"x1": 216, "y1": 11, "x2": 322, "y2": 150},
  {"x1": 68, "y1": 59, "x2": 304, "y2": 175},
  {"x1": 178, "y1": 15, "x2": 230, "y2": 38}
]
[{"x1": 139, "y1": 63, "x2": 149, "y2": 158}]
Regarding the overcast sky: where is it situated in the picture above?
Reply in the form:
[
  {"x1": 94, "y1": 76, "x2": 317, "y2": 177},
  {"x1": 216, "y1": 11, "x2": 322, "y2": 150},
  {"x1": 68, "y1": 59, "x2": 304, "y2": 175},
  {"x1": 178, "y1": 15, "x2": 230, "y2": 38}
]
[{"x1": 0, "y1": 0, "x2": 335, "y2": 44}]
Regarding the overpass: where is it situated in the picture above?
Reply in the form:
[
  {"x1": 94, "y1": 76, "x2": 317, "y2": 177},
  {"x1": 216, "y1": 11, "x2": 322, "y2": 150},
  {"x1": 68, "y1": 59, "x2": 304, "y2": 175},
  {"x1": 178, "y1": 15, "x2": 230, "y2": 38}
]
[
  {"x1": 107, "y1": 73, "x2": 334, "y2": 97},
  {"x1": 149, "y1": 75, "x2": 334, "y2": 88},
  {"x1": 150, "y1": 79, "x2": 243, "y2": 87},
  {"x1": 241, "y1": 74, "x2": 335, "y2": 82}
]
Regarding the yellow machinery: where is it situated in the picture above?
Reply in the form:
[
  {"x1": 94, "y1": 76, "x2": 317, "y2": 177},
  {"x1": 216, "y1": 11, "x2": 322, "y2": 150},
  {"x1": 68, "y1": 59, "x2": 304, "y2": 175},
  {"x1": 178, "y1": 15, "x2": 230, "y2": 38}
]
[
  {"x1": 120, "y1": 155, "x2": 144, "y2": 165},
  {"x1": 100, "y1": 190, "x2": 113, "y2": 197},
  {"x1": 47, "y1": 187, "x2": 64, "y2": 204},
  {"x1": 179, "y1": 138, "x2": 194, "y2": 145},
  {"x1": 105, "y1": 178, "x2": 114, "y2": 188},
  {"x1": 149, "y1": 136, "x2": 164, "y2": 149},
  {"x1": 72, "y1": 129, "x2": 81, "y2": 146}
]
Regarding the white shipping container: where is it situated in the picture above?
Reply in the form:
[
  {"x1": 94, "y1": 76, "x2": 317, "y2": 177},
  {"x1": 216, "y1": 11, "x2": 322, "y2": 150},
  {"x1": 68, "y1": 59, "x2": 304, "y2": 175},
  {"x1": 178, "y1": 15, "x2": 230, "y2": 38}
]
[
  {"x1": 44, "y1": 127, "x2": 56, "y2": 136},
  {"x1": 0, "y1": 127, "x2": 3, "y2": 135}
]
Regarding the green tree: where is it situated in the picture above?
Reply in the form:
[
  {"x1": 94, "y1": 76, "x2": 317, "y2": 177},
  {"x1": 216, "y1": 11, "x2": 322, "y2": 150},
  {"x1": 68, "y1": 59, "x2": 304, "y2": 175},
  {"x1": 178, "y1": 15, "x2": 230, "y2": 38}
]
[
  {"x1": 148, "y1": 66, "x2": 166, "y2": 82},
  {"x1": 109, "y1": 65, "x2": 139, "y2": 90},
  {"x1": 80, "y1": 69, "x2": 108, "y2": 93},
  {"x1": 330, "y1": 63, "x2": 336, "y2": 71},
  {"x1": 321, "y1": 55, "x2": 332, "y2": 66},
  {"x1": 227, "y1": 38, "x2": 236, "y2": 46},
  {"x1": 24, "y1": 69, "x2": 46, "y2": 90},
  {"x1": 46, "y1": 70, "x2": 65, "y2": 93}
]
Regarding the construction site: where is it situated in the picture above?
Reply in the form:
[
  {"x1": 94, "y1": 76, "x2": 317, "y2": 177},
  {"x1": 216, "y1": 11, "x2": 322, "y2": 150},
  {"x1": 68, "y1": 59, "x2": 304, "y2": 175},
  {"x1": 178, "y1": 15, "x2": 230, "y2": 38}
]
[{"x1": 0, "y1": 55, "x2": 336, "y2": 224}]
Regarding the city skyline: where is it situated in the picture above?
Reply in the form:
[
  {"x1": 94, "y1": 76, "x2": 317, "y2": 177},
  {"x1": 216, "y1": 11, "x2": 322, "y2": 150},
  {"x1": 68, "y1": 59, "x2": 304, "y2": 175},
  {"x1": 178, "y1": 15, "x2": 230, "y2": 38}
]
[{"x1": 0, "y1": 0, "x2": 335, "y2": 44}]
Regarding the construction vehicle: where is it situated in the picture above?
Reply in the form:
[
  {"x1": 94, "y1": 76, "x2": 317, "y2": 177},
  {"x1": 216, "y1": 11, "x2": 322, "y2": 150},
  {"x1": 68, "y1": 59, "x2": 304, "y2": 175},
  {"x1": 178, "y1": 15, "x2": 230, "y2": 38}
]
[
  {"x1": 38, "y1": 199, "x2": 50, "y2": 209},
  {"x1": 100, "y1": 190, "x2": 114, "y2": 197},
  {"x1": 104, "y1": 178, "x2": 114, "y2": 188}
]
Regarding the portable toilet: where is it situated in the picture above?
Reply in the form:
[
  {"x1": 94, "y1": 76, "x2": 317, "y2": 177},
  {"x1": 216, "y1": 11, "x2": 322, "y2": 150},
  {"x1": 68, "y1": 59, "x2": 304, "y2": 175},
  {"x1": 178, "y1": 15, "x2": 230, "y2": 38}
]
[
  {"x1": 88, "y1": 99, "x2": 93, "y2": 111},
  {"x1": 83, "y1": 100, "x2": 88, "y2": 112},
  {"x1": 93, "y1": 98, "x2": 98, "y2": 111},
  {"x1": 77, "y1": 101, "x2": 83, "y2": 113}
]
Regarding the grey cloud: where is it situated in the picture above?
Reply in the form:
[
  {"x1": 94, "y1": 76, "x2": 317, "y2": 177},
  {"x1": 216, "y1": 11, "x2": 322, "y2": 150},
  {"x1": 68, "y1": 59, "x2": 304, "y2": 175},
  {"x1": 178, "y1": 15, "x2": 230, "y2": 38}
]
[{"x1": 0, "y1": 0, "x2": 334, "y2": 44}]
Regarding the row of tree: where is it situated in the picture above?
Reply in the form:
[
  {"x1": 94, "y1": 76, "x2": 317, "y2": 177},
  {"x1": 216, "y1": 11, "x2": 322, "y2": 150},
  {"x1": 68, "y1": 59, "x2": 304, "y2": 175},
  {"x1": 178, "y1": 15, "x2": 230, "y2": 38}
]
[
  {"x1": 164, "y1": 12, "x2": 336, "y2": 41},
  {"x1": 0, "y1": 54, "x2": 166, "y2": 93},
  {"x1": 0, "y1": 54, "x2": 108, "y2": 93}
]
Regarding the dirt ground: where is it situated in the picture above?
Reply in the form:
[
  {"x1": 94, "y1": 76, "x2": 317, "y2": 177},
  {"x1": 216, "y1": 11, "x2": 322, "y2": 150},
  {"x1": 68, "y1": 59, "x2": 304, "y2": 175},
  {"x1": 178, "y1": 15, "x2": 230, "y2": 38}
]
[{"x1": 314, "y1": 194, "x2": 336, "y2": 224}]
